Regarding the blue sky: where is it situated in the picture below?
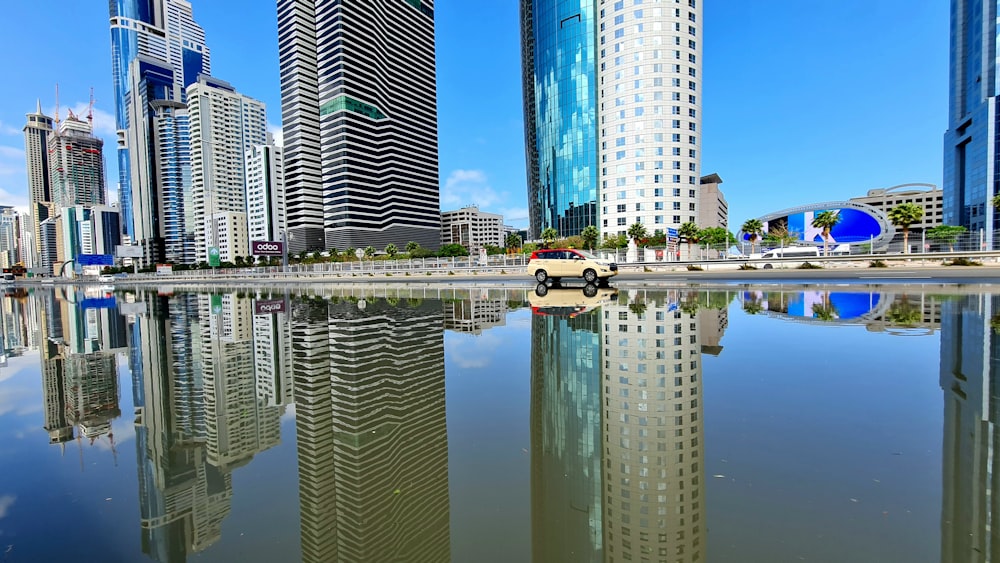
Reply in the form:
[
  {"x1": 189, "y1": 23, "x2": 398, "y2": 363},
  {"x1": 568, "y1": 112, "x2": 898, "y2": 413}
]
[{"x1": 0, "y1": 0, "x2": 948, "y2": 230}]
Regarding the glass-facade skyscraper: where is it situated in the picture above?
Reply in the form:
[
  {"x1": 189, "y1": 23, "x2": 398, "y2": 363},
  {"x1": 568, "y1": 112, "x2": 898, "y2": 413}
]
[
  {"x1": 943, "y1": 0, "x2": 1000, "y2": 245},
  {"x1": 109, "y1": 0, "x2": 210, "y2": 263},
  {"x1": 522, "y1": 0, "x2": 704, "y2": 240}
]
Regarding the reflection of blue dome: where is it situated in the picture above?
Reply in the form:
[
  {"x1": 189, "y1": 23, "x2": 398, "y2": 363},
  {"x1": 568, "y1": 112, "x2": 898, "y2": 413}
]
[{"x1": 828, "y1": 292, "x2": 881, "y2": 319}]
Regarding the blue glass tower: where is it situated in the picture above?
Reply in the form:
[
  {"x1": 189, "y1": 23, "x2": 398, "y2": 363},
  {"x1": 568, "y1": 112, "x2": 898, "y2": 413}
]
[
  {"x1": 943, "y1": 0, "x2": 1000, "y2": 245},
  {"x1": 109, "y1": 0, "x2": 210, "y2": 263},
  {"x1": 521, "y1": 0, "x2": 599, "y2": 239}
]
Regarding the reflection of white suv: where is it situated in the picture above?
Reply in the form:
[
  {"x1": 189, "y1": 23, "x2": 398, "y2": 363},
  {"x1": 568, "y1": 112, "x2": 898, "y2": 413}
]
[
  {"x1": 97, "y1": 274, "x2": 115, "y2": 283},
  {"x1": 527, "y1": 249, "x2": 618, "y2": 285},
  {"x1": 529, "y1": 285, "x2": 619, "y2": 317}
]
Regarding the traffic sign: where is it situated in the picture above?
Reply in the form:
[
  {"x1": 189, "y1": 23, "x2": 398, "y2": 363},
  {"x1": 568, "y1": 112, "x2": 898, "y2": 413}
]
[{"x1": 208, "y1": 246, "x2": 221, "y2": 267}]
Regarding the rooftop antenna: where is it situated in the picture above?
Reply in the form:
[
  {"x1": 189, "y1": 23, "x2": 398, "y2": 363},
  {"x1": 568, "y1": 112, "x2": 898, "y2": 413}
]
[{"x1": 54, "y1": 83, "x2": 60, "y2": 126}]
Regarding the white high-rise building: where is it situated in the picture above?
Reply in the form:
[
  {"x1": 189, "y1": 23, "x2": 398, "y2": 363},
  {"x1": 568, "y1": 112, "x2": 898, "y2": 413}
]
[
  {"x1": 23, "y1": 101, "x2": 53, "y2": 263},
  {"x1": 522, "y1": 0, "x2": 706, "y2": 240},
  {"x1": 187, "y1": 76, "x2": 267, "y2": 262},
  {"x1": 245, "y1": 134, "x2": 285, "y2": 245}
]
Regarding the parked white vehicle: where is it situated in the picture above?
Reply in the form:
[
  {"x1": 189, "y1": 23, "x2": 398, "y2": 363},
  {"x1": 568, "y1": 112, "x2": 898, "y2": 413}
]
[{"x1": 758, "y1": 246, "x2": 820, "y2": 269}]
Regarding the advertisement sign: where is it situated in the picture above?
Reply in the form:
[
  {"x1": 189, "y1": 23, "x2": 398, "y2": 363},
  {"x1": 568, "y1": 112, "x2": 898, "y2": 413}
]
[
  {"x1": 78, "y1": 254, "x2": 114, "y2": 266},
  {"x1": 119, "y1": 302, "x2": 148, "y2": 316},
  {"x1": 251, "y1": 240, "x2": 284, "y2": 256},
  {"x1": 156, "y1": 264, "x2": 173, "y2": 275},
  {"x1": 115, "y1": 245, "x2": 144, "y2": 258},
  {"x1": 253, "y1": 298, "x2": 287, "y2": 315},
  {"x1": 208, "y1": 246, "x2": 221, "y2": 267}
]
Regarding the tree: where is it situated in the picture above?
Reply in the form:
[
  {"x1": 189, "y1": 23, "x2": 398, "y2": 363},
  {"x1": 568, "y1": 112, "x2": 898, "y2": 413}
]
[
  {"x1": 345, "y1": 247, "x2": 357, "y2": 261},
  {"x1": 678, "y1": 221, "x2": 700, "y2": 255},
  {"x1": 385, "y1": 243, "x2": 398, "y2": 258},
  {"x1": 505, "y1": 232, "x2": 523, "y2": 251},
  {"x1": 763, "y1": 224, "x2": 800, "y2": 248},
  {"x1": 887, "y1": 203, "x2": 924, "y2": 254},
  {"x1": 699, "y1": 227, "x2": 732, "y2": 247},
  {"x1": 741, "y1": 218, "x2": 764, "y2": 253},
  {"x1": 234, "y1": 255, "x2": 245, "y2": 267},
  {"x1": 993, "y1": 194, "x2": 1000, "y2": 209},
  {"x1": 811, "y1": 210, "x2": 842, "y2": 256},
  {"x1": 364, "y1": 246, "x2": 376, "y2": 259},
  {"x1": 581, "y1": 225, "x2": 600, "y2": 251},
  {"x1": 438, "y1": 243, "x2": 470, "y2": 257},
  {"x1": 541, "y1": 227, "x2": 558, "y2": 248},
  {"x1": 405, "y1": 240, "x2": 420, "y2": 254},
  {"x1": 627, "y1": 222, "x2": 648, "y2": 246},
  {"x1": 886, "y1": 297, "x2": 922, "y2": 327},
  {"x1": 297, "y1": 250, "x2": 308, "y2": 261},
  {"x1": 925, "y1": 225, "x2": 967, "y2": 252},
  {"x1": 312, "y1": 251, "x2": 323, "y2": 262}
]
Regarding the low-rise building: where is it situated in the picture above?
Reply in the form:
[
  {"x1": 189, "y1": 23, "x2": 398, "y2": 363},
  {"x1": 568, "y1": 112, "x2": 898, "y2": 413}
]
[
  {"x1": 849, "y1": 183, "x2": 943, "y2": 232},
  {"x1": 698, "y1": 173, "x2": 728, "y2": 230},
  {"x1": 440, "y1": 206, "x2": 504, "y2": 252}
]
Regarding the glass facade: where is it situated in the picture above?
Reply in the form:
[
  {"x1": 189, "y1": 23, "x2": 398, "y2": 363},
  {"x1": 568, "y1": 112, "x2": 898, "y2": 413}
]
[
  {"x1": 522, "y1": 0, "x2": 599, "y2": 239},
  {"x1": 943, "y1": 0, "x2": 1000, "y2": 246}
]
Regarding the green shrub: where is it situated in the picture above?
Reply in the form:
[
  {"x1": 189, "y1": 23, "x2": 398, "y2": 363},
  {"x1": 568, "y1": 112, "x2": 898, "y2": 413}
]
[
  {"x1": 947, "y1": 257, "x2": 982, "y2": 266},
  {"x1": 687, "y1": 264, "x2": 703, "y2": 271},
  {"x1": 797, "y1": 262, "x2": 822, "y2": 269},
  {"x1": 869, "y1": 260, "x2": 888, "y2": 268},
  {"x1": 738, "y1": 263, "x2": 757, "y2": 270}
]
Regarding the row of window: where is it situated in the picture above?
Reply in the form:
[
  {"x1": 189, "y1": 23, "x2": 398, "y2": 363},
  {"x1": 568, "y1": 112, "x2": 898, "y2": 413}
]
[{"x1": 605, "y1": 216, "x2": 696, "y2": 228}]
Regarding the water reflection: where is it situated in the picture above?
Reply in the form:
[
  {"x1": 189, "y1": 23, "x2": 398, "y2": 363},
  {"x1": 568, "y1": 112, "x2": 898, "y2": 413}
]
[{"x1": 0, "y1": 284, "x2": 998, "y2": 561}]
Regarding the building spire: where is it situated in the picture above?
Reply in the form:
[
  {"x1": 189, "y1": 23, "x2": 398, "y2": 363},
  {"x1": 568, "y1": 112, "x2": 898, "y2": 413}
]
[{"x1": 36, "y1": 98, "x2": 42, "y2": 114}]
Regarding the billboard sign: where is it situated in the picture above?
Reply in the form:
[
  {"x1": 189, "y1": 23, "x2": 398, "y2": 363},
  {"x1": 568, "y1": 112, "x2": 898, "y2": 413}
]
[
  {"x1": 251, "y1": 241, "x2": 284, "y2": 256},
  {"x1": 253, "y1": 298, "x2": 287, "y2": 315},
  {"x1": 81, "y1": 296, "x2": 116, "y2": 309},
  {"x1": 156, "y1": 264, "x2": 173, "y2": 275},
  {"x1": 77, "y1": 254, "x2": 114, "y2": 266},
  {"x1": 116, "y1": 245, "x2": 143, "y2": 258}
]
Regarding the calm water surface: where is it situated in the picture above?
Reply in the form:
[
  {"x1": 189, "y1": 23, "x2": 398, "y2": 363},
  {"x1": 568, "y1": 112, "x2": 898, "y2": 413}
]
[{"x1": 0, "y1": 284, "x2": 988, "y2": 562}]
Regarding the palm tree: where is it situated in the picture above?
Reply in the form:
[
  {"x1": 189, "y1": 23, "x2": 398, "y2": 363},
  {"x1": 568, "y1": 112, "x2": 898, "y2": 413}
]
[
  {"x1": 405, "y1": 240, "x2": 420, "y2": 254},
  {"x1": 887, "y1": 203, "x2": 924, "y2": 254},
  {"x1": 993, "y1": 194, "x2": 1000, "y2": 209},
  {"x1": 581, "y1": 225, "x2": 599, "y2": 251},
  {"x1": 541, "y1": 227, "x2": 558, "y2": 248},
  {"x1": 364, "y1": 245, "x2": 376, "y2": 259},
  {"x1": 505, "y1": 232, "x2": 523, "y2": 251},
  {"x1": 741, "y1": 218, "x2": 764, "y2": 253},
  {"x1": 811, "y1": 210, "x2": 842, "y2": 256},
  {"x1": 678, "y1": 221, "x2": 700, "y2": 257},
  {"x1": 811, "y1": 291, "x2": 838, "y2": 321},
  {"x1": 385, "y1": 243, "x2": 398, "y2": 258},
  {"x1": 345, "y1": 247, "x2": 357, "y2": 261},
  {"x1": 627, "y1": 222, "x2": 648, "y2": 246},
  {"x1": 886, "y1": 297, "x2": 922, "y2": 327}
]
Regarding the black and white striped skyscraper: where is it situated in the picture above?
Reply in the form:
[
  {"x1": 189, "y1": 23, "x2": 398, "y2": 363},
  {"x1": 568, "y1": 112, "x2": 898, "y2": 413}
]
[{"x1": 277, "y1": 0, "x2": 441, "y2": 253}]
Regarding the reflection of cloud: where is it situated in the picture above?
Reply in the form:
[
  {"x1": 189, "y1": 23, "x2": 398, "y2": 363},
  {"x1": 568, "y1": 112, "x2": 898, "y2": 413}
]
[
  {"x1": 281, "y1": 403, "x2": 296, "y2": 421},
  {"x1": 0, "y1": 353, "x2": 42, "y2": 416},
  {"x1": 446, "y1": 332, "x2": 505, "y2": 369},
  {"x1": 0, "y1": 496, "x2": 14, "y2": 519}
]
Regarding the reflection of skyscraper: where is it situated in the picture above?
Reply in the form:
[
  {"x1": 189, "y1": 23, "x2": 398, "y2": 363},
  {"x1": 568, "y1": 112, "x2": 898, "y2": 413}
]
[
  {"x1": 939, "y1": 294, "x2": 1000, "y2": 561},
  {"x1": 529, "y1": 289, "x2": 712, "y2": 562},
  {"x1": 530, "y1": 305, "x2": 604, "y2": 562},
  {"x1": 252, "y1": 300, "x2": 294, "y2": 407},
  {"x1": 38, "y1": 291, "x2": 72, "y2": 444},
  {"x1": 603, "y1": 290, "x2": 706, "y2": 562},
  {"x1": 444, "y1": 293, "x2": 506, "y2": 335},
  {"x1": 291, "y1": 297, "x2": 450, "y2": 563}
]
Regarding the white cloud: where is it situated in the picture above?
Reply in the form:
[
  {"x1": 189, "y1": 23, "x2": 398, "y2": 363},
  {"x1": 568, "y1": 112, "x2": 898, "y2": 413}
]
[
  {"x1": 0, "y1": 496, "x2": 14, "y2": 519},
  {"x1": 446, "y1": 331, "x2": 505, "y2": 369},
  {"x1": 268, "y1": 121, "x2": 284, "y2": 148},
  {"x1": 441, "y1": 168, "x2": 504, "y2": 209},
  {"x1": 0, "y1": 147, "x2": 24, "y2": 160},
  {"x1": 0, "y1": 121, "x2": 18, "y2": 136}
]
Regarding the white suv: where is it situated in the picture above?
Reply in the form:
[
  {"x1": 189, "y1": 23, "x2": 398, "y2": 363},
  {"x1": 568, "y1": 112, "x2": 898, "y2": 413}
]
[{"x1": 527, "y1": 249, "x2": 618, "y2": 285}]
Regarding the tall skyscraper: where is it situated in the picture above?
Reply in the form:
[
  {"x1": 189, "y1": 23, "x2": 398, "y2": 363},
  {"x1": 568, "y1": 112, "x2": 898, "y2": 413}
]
[
  {"x1": 109, "y1": 0, "x2": 211, "y2": 264},
  {"x1": 277, "y1": 0, "x2": 441, "y2": 254},
  {"x1": 24, "y1": 102, "x2": 53, "y2": 262},
  {"x1": 521, "y1": 0, "x2": 704, "y2": 240},
  {"x1": 188, "y1": 76, "x2": 267, "y2": 262},
  {"x1": 48, "y1": 113, "x2": 106, "y2": 209},
  {"x1": 943, "y1": 0, "x2": 998, "y2": 245},
  {"x1": 245, "y1": 134, "x2": 285, "y2": 246}
]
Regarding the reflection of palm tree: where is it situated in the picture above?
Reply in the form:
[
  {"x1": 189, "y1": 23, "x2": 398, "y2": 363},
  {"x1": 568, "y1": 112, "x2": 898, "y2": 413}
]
[
  {"x1": 743, "y1": 294, "x2": 763, "y2": 315},
  {"x1": 811, "y1": 292, "x2": 838, "y2": 321},
  {"x1": 680, "y1": 294, "x2": 700, "y2": 316},
  {"x1": 811, "y1": 211, "x2": 842, "y2": 256},
  {"x1": 886, "y1": 296, "x2": 922, "y2": 327},
  {"x1": 629, "y1": 299, "x2": 647, "y2": 317}
]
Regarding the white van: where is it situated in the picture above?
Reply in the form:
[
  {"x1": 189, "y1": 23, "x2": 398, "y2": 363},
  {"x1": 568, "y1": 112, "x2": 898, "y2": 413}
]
[{"x1": 759, "y1": 246, "x2": 819, "y2": 269}]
